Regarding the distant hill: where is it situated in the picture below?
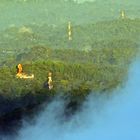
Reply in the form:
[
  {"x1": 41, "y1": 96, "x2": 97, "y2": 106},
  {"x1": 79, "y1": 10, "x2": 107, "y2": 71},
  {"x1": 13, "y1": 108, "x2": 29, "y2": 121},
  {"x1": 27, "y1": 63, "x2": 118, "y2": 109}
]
[
  {"x1": 0, "y1": 18, "x2": 140, "y2": 50},
  {"x1": 0, "y1": 0, "x2": 139, "y2": 30},
  {"x1": 0, "y1": 18, "x2": 140, "y2": 66}
]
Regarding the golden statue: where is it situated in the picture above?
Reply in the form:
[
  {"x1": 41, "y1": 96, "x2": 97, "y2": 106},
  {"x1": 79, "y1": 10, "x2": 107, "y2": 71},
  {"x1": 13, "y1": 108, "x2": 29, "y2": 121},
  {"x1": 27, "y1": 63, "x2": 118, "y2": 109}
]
[{"x1": 48, "y1": 72, "x2": 53, "y2": 90}]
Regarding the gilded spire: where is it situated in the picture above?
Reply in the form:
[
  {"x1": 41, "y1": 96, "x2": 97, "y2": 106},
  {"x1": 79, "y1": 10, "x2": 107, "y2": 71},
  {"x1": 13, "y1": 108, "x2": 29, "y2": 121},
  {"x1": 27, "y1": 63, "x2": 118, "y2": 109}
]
[
  {"x1": 120, "y1": 10, "x2": 126, "y2": 19},
  {"x1": 68, "y1": 21, "x2": 72, "y2": 41}
]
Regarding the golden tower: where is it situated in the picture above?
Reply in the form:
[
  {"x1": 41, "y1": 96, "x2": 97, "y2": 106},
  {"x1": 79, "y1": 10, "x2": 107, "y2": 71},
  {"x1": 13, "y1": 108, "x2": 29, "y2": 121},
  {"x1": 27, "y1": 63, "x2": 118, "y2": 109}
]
[
  {"x1": 120, "y1": 10, "x2": 126, "y2": 19},
  {"x1": 68, "y1": 21, "x2": 72, "y2": 41}
]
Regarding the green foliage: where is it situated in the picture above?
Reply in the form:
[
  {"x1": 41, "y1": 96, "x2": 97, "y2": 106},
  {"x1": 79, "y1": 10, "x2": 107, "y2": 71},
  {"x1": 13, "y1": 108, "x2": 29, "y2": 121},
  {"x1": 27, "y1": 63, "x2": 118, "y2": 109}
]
[
  {"x1": 0, "y1": 45, "x2": 137, "y2": 98},
  {"x1": 0, "y1": 19, "x2": 139, "y2": 100}
]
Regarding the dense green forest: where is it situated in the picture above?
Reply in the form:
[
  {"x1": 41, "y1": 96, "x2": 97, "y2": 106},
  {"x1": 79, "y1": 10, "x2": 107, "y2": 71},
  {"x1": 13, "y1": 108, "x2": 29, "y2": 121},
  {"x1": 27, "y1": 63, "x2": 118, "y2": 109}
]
[{"x1": 0, "y1": 19, "x2": 139, "y2": 100}]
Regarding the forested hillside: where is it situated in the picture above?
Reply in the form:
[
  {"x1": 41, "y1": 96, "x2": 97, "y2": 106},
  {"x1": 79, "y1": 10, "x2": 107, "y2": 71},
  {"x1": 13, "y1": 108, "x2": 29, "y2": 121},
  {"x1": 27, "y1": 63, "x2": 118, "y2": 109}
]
[
  {"x1": 0, "y1": 18, "x2": 140, "y2": 66},
  {"x1": 0, "y1": 19, "x2": 139, "y2": 98}
]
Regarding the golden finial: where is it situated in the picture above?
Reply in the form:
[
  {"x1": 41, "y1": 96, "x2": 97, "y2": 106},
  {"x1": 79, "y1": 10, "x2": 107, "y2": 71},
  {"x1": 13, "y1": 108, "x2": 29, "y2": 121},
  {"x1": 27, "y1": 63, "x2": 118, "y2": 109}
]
[
  {"x1": 68, "y1": 21, "x2": 72, "y2": 40},
  {"x1": 120, "y1": 10, "x2": 126, "y2": 19}
]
